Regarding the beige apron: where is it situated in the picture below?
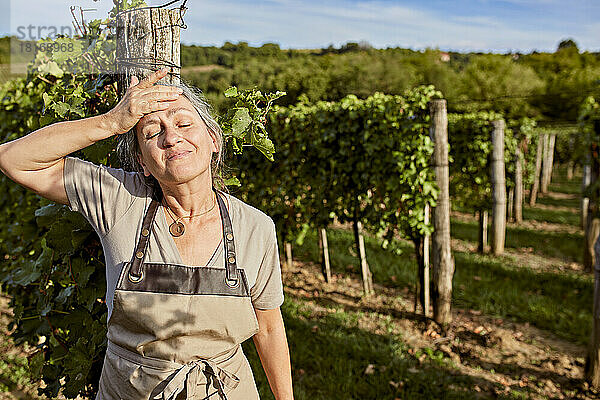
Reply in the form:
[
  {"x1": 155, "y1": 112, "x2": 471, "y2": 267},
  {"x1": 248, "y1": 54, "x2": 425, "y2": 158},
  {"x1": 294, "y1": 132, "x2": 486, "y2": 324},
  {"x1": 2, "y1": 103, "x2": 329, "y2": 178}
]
[{"x1": 96, "y1": 191, "x2": 260, "y2": 400}]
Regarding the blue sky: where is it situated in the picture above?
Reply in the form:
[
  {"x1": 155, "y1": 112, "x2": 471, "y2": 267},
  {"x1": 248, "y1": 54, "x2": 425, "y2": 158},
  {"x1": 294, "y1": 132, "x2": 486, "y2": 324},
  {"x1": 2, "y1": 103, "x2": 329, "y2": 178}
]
[{"x1": 1, "y1": 0, "x2": 599, "y2": 52}]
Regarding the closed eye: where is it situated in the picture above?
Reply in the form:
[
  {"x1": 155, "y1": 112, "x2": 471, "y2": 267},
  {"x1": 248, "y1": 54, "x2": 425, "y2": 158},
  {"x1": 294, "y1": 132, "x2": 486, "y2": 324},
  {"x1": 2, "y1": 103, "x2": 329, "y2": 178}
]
[{"x1": 146, "y1": 129, "x2": 162, "y2": 139}]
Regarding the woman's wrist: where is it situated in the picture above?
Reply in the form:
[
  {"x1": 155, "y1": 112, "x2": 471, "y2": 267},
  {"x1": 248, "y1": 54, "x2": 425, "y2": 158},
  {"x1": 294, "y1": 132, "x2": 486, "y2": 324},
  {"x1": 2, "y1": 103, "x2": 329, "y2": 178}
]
[{"x1": 98, "y1": 110, "x2": 126, "y2": 137}]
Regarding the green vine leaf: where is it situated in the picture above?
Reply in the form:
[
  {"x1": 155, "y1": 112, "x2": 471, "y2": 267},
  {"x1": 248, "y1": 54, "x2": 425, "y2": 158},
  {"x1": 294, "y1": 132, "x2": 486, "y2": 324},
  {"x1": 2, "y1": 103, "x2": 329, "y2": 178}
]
[{"x1": 38, "y1": 61, "x2": 64, "y2": 77}]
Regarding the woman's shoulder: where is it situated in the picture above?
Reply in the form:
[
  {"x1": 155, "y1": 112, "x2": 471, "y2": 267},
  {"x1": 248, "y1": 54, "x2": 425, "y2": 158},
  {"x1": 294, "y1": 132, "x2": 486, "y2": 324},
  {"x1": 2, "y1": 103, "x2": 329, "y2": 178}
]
[
  {"x1": 64, "y1": 157, "x2": 153, "y2": 237},
  {"x1": 223, "y1": 193, "x2": 276, "y2": 238},
  {"x1": 65, "y1": 156, "x2": 151, "y2": 198}
]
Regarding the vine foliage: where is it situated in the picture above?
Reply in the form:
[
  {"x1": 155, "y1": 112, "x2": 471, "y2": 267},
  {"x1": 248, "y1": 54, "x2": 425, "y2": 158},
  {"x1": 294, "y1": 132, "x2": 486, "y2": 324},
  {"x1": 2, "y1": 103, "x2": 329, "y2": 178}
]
[
  {"x1": 0, "y1": 2, "x2": 281, "y2": 397},
  {"x1": 235, "y1": 86, "x2": 442, "y2": 261},
  {"x1": 580, "y1": 96, "x2": 600, "y2": 209},
  {"x1": 448, "y1": 112, "x2": 519, "y2": 212}
]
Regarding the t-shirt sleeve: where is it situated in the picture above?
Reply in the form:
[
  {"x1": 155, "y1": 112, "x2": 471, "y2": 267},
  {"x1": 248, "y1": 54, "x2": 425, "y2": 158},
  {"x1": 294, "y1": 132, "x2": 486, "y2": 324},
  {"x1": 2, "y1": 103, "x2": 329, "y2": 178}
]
[
  {"x1": 250, "y1": 220, "x2": 284, "y2": 310},
  {"x1": 63, "y1": 156, "x2": 147, "y2": 238}
]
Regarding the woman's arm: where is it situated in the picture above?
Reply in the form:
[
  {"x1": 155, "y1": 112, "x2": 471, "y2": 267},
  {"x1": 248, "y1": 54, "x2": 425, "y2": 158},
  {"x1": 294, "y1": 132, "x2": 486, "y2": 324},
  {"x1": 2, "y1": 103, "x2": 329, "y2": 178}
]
[
  {"x1": 252, "y1": 307, "x2": 294, "y2": 400},
  {"x1": 0, "y1": 113, "x2": 116, "y2": 204},
  {"x1": 0, "y1": 68, "x2": 181, "y2": 204}
]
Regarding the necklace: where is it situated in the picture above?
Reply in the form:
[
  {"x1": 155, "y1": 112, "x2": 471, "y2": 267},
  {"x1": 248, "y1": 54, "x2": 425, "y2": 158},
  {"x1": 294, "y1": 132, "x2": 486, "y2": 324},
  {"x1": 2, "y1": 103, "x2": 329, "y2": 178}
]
[{"x1": 163, "y1": 194, "x2": 217, "y2": 237}]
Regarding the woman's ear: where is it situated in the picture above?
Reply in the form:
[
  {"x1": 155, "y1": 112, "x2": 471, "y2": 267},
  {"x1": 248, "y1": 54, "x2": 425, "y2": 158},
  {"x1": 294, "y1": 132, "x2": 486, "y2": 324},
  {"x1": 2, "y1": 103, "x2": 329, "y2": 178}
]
[
  {"x1": 208, "y1": 130, "x2": 219, "y2": 153},
  {"x1": 137, "y1": 154, "x2": 152, "y2": 177}
]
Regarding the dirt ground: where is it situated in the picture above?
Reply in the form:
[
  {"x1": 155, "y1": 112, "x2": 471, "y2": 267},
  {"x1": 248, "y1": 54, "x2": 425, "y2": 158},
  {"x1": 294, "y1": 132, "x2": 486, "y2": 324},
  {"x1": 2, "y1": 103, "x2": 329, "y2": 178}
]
[
  {"x1": 0, "y1": 258, "x2": 596, "y2": 399},
  {"x1": 283, "y1": 258, "x2": 599, "y2": 400},
  {"x1": 0, "y1": 187, "x2": 594, "y2": 399}
]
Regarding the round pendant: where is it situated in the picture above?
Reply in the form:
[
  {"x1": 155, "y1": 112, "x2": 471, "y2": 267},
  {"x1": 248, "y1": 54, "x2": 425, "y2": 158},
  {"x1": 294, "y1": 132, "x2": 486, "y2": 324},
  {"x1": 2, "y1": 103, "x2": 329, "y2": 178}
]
[{"x1": 169, "y1": 221, "x2": 185, "y2": 237}]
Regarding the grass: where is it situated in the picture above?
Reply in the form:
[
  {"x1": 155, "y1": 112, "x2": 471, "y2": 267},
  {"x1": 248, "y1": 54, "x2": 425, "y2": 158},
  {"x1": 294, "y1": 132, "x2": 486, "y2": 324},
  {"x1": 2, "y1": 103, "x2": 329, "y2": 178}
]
[
  {"x1": 453, "y1": 202, "x2": 580, "y2": 227},
  {"x1": 536, "y1": 195, "x2": 581, "y2": 209},
  {"x1": 293, "y1": 228, "x2": 419, "y2": 291},
  {"x1": 452, "y1": 252, "x2": 592, "y2": 344},
  {"x1": 548, "y1": 173, "x2": 582, "y2": 196},
  {"x1": 521, "y1": 206, "x2": 580, "y2": 226},
  {"x1": 291, "y1": 226, "x2": 592, "y2": 345},
  {"x1": 451, "y1": 219, "x2": 583, "y2": 262},
  {"x1": 244, "y1": 298, "x2": 497, "y2": 400}
]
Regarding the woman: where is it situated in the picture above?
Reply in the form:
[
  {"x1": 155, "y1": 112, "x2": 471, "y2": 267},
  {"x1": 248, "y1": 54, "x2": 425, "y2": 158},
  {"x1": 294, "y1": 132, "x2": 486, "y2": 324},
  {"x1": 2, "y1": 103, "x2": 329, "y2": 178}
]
[{"x1": 0, "y1": 68, "x2": 293, "y2": 400}]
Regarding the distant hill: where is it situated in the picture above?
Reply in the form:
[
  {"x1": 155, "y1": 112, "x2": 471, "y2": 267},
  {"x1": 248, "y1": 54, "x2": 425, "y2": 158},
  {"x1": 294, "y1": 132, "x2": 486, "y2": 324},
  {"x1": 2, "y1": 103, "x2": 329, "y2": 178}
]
[{"x1": 1, "y1": 36, "x2": 599, "y2": 124}]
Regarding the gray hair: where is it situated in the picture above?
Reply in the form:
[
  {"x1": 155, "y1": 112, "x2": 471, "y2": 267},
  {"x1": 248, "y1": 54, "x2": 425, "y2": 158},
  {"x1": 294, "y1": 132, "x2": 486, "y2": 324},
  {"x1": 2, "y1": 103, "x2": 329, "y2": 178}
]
[{"x1": 115, "y1": 80, "x2": 226, "y2": 191}]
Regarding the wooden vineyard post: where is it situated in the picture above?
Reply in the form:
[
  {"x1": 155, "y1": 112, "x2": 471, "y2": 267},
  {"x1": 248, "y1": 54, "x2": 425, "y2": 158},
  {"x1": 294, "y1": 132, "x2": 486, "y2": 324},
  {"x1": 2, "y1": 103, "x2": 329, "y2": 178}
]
[
  {"x1": 284, "y1": 242, "x2": 293, "y2": 269},
  {"x1": 115, "y1": 7, "x2": 182, "y2": 94},
  {"x1": 584, "y1": 149, "x2": 600, "y2": 272},
  {"x1": 583, "y1": 155, "x2": 592, "y2": 230},
  {"x1": 507, "y1": 187, "x2": 514, "y2": 222},
  {"x1": 547, "y1": 134, "x2": 557, "y2": 189},
  {"x1": 423, "y1": 204, "x2": 431, "y2": 318},
  {"x1": 412, "y1": 207, "x2": 432, "y2": 316},
  {"x1": 353, "y1": 218, "x2": 374, "y2": 296},
  {"x1": 491, "y1": 120, "x2": 506, "y2": 256},
  {"x1": 540, "y1": 134, "x2": 550, "y2": 194},
  {"x1": 567, "y1": 136, "x2": 575, "y2": 180},
  {"x1": 318, "y1": 227, "x2": 332, "y2": 282},
  {"x1": 541, "y1": 133, "x2": 556, "y2": 194},
  {"x1": 478, "y1": 210, "x2": 488, "y2": 253},
  {"x1": 514, "y1": 144, "x2": 524, "y2": 223},
  {"x1": 586, "y1": 236, "x2": 600, "y2": 387},
  {"x1": 529, "y1": 135, "x2": 543, "y2": 206},
  {"x1": 567, "y1": 161, "x2": 574, "y2": 180},
  {"x1": 428, "y1": 99, "x2": 454, "y2": 326}
]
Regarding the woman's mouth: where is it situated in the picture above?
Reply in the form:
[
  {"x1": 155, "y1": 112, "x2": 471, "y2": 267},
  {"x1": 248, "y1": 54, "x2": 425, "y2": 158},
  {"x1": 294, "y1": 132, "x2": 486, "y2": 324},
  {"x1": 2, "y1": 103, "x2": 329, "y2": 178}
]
[{"x1": 167, "y1": 151, "x2": 191, "y2": 161}]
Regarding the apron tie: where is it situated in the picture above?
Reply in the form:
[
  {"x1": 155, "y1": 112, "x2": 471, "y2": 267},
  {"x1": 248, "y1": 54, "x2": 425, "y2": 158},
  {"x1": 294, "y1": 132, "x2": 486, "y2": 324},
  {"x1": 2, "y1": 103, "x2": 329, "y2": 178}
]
[{"x1": 153, "y1": 358, "x2": 240, "y2": 400}]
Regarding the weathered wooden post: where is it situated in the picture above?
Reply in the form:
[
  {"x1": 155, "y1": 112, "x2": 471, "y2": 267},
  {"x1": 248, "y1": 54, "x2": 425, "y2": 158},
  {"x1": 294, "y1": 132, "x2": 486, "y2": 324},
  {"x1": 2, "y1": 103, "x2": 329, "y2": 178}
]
[
  {"x1": 584, "y1": 150, "x2": 600, "y2": 272},
  {"x1": 540, "y1": 134, "x2": 550, "y2": 194},
  {"x1": 429, "y1": 99, "x2": 454, "y2": 326},
  {"x1": 477, "y1": 210, "x2": 488, "y2": 253},
  {"x1": 115, "y1": 6, "x2": 182, "y2": 92},
  {"x1": 353, "y1": 217, "x2": 374, "y2": 296},
  {"x1": 567, "y1": 136, "x2": 575, "y2": 180},
  {"x1": 507, "y1": 187, "x2": 514, "y2": 222},
  {"x1": 583, "y1": 156, "x2": 592, "y2": 230},
  {"x1": 423, "y1": 204, "x2": 431, "y2": 317},
  {"x1": 547, "y1": 133, "x2": 557, "y2": 188},
  {"x1": 586, "y1": 236, "x2": 600, "y2": 386},
  {"x1": 514, "y1": 144, "x2": 524, "y2": 223},
  {"x1": 491, "y1": 120, "x2": 506, "y2": 256},
  {"x1": 318, "y1": 228, "x2": 332, "y2": 282},
  {"x1": 284, "y1": 242, "x2": 293, "y2": 269},
  {"x1": 541, "y1": 133, "x2": 556, "y2": 194},
  {"x1": 567, "y1": 162, "x2": 574, "y2": 180},
  {"x1": 412, "y1": 234, "x2": 429, "y2": 316},
  {"x1": 529, "y1": 135, "x2": 543, "y2": 206}
]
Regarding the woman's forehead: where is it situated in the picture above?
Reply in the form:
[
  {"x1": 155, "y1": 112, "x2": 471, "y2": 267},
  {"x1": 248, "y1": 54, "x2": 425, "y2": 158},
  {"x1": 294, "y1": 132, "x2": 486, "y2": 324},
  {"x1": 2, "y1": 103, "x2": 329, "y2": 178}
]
[{"x1": 138, "y1": 96, "x2": 198, "y2": 127}]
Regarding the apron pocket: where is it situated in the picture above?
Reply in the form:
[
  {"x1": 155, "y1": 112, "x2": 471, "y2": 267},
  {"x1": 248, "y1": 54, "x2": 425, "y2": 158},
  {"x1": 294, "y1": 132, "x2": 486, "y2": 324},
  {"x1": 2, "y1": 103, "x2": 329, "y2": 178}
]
[{"x1": 99, "y1": 348, "x2": 178, "y2": 400}]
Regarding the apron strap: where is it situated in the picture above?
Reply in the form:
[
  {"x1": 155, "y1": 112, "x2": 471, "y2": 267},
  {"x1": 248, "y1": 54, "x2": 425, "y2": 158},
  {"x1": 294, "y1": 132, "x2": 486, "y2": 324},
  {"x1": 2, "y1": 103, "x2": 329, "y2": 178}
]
[
  {"x1": 129, "y1": 198, "x2": 161, "y2": 280},
  {"x1": 215, "y1": 192, "x2": 239, "y2": 288},
  {"x1": 128, "y1": 190, "x2": 239, "y2": 285}
]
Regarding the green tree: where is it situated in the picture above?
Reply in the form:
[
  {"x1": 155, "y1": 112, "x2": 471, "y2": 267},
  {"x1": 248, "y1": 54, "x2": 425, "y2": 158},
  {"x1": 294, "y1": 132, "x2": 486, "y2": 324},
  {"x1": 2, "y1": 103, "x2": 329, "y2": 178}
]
[{"x1": 454, "y1": 55, "x2": 543, "y2": 119}]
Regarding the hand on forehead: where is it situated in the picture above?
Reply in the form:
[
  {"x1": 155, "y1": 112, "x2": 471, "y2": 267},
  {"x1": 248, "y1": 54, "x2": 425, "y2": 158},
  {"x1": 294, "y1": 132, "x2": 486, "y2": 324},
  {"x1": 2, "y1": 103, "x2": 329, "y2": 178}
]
[{"x1": 136, "y1": 95, "x2": 198, "y2": 126}]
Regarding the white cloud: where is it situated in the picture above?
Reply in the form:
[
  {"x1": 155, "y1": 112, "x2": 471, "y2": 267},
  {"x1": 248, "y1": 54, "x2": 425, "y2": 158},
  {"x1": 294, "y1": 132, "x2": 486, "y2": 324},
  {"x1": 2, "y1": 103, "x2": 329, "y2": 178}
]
[
  {"x1": 451, "y1": 15, "x2": 504, "y2": 29},
  {"x1": 0, "y1": 0, "x2": 597, "y2": 52},
  {"x1": 179, "y1": 0, "x2": 571, "y2": 52}
]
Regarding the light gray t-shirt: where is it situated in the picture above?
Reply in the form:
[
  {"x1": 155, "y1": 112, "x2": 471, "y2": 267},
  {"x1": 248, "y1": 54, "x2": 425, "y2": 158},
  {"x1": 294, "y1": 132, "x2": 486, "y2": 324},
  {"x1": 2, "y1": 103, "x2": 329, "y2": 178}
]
[{"x1": 63, "y1": 157, "x2": 284, "y2": 319}]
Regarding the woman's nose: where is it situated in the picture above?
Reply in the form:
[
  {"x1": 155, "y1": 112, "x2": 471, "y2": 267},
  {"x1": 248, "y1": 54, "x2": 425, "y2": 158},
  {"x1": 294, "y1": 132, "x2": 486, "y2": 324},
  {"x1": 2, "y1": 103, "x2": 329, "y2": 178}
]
[{"x1": 161, "y1": 125, "x2": 182, "y2": 147}]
